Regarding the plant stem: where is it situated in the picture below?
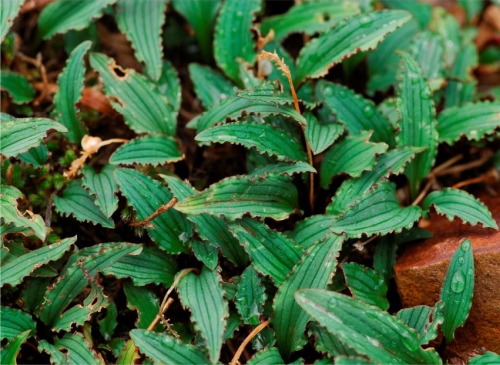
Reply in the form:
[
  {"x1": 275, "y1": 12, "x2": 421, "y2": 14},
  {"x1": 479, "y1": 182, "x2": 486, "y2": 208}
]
[
  {"x1": 130, "y1": 197, "x2": 178, "y2": 228},
  {"x1": 229, "y1": 320, "x2": 270, "y2": 365}
]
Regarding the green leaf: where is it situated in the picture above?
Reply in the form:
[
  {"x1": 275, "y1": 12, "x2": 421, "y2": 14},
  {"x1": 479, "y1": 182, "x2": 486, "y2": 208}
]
[
  {"x1": 248, "y1": 347, "x2": 285, "y2": 365},
  {"x1": 116, "y1": 340, "x2": 140, "y2": 365},
  {"x1": 53, "y1": 40, "x2": 91, "y2": 143},
  {"x1": 188, "y1": 63, "x2": 235, "y2": 110},
  {"x1": 395, "y1": 51, "x2": 438, "y2": 199},
  {"x1": 196, "y1": 122, "x2": 307, "y2": 162},
  {"x1": 0, "y1": 114, "x2": 68, "y2": 157},
  {"x1": 89, "y1": 53, "x2": 176, "y2": 136},
  {"x1": 440, "y1": 239, "x2": 475, "y2": 342},
  {"x1": 38, "y1": 0, "x2": 117, "y2": 39},
  {"x1": 214, "y1": 0, "x2": 261, "y2": 84},
  {"x1": 326, "y1": 147, "x2": 424, "y2": 215},
  {"x1": 317, "y1": 81, "x2": 395, "y2": 147},
  {"x1": 373, "y1": 236, "x2": 397, "y2": 284},
  {"x1": 0, "y1": 0, "x2": 24, "y2": 42},
  {"x1": 131, "y1": 329, "x2": 211, "y2": 365},
  {"x1": 330, "y1": 181, "x2": 421, "y2": 238},
  {"x1": 287, "y1": 215, "x2": 335, "y2": 250},
  {"x1": 249, "y1": 161, "x2": 316, "y2": 178},
  {"x1": 110, "y1": 135, "x2": 183, "y2": 166},
  {"x1": 295, "y1": 289, "x2": 441, "y2": 364},
  {"x1": 177, "y1": 266, "x2": 228, "y2": 364},
  {"x1": 396, "y1": 302, "x2": 444, "y2": 345},
  {"x1": 99, "y1": 301, "x2": 117, "y2": 341},
  {"x1": 320, "y1": 132, "x2": 388, "y2": 189},
  {"x1": 156, "y1": 60, "x2": 181, "y2": 112},
  {"x1": 52, "y1": 333, "x2": 100, "y2": 365},
  {"x1": 53, "y1": 180, "x2": 114, "y2": 228},
  {"x1": 0, "y1": 185, "x2": 47, "y2": 241},
  {"x1": 458, "y1": 0, "x2": 483, "y2": 22},
  {"x1": 260, "y1": 1, "x2": 360, "y2": 41},
  {"x1": 342, "y1": 263, "x2": 389, "y2": 310},
  {"x1": 309, "y1": 322, "x2": 358, "y2": 358},
  {"x1": 123, "y1": 281, "x2": 159, "y2": 330},
  {"x1": 1, "y1": 330, "x2": 30, "y2": 365},
  {"x1": 235, "y1": 266, "x2": 266, "y2": 326},
  {"x1": 191, "y1": 240, "x2": 219, "y2": 270},
  {"x1": 274, "y1": 234, "x2": 344, "y2": 357},
  {"x1": 0, "y1": 307, "x2": 36, "y2": 341},
  {"x1": 21, "y1": 277, "x2": 52, "y2": 312},
  {"x1": 195, "y1": 96, "x2": 306, "y2": 132},
  {"x1": 381, "y1": 0, "x2": 432, "y2": 29},
  {"x1": 444, "y1": 44, "x2": 478, "y2": 108},
  {"x1": 295, "y1": 11, "x2": 411, "y2": 85},
  {"x1": 224, "y1": 310, "x2": 242, "y2": 340},
  {"x1": 422, "y1": 188, "x2": 497, "y2": 229},
  {"x1": 81, "y1": 164, "x2": 119, "y2": 218},
  {"x1": 0, "y1": 70, "x2": 36, "y2": 104},
  {"x1": 172, "y1": 0, "x2": 221, "y2": 62},
  {"x1": 437, "y1": 101, "x2": 500, "y2": 145},
  {"x1": 336, "y1": 356, "x2": 376, "y2": 365},
  {"x1": 408, "y1": 31, "x2": 445, "y2": 88},
  {"x1": 469, "y1": 352, "x2": 500, "y2": 365},
  {"x1": 1, "y1": 237, "x2": 75, "y2": 288},
  {"x1": 115, "y1": 0, "x2": 166, "y2": 81},
  {"x1": 304, "y1": 112, "x2": 344, "y2": 155},
  {"x1": 115, "y1": 168, "x2": 192, "y2": 254},
  {"x1": 103, "y1": 245, "x2": 178, "y2": 287},
  {"x1": 228, "y1": 218, "x2": 302, "y2": 285},
  {"x1": 18, "y1": 145, "x2": 49, "y2": 167},
  {"x1": 175, "y1": 174, "x2": 299, "y2": 221}
]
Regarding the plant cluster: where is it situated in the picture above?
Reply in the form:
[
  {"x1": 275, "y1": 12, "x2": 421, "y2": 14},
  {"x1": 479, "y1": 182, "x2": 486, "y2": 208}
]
[{"x1": 1, "y1": 0, "x2": 500, "y2": 364}]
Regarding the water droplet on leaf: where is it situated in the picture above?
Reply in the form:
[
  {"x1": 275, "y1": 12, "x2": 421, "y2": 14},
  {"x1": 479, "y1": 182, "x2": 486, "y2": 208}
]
[
  {"x1": 451, "y1": 270, "x2": 466, "y2": 293},
  {"x1": 461, "y1": 240, "x2": 471, "y2": 252}
]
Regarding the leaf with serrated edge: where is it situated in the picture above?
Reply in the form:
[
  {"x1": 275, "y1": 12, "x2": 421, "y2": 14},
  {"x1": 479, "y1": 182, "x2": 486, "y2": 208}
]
[
  {"x1": 327, "y1": 146, "x2": 425, "y2": 215},
  {"x1": 214, "y1": 0, "x2": 261, "y2": 84},
  {"x1": 237, "y1": 82, "x2": 295, "y2": 106},
  {"x1": 53, "y1": 333, "x2": 100, "y2": 365},
  {"x1": 0, "y1": 0, "x2": 24, "y2": 42},
  {"x1": 249, "y1": 161, "x2": 316, "y2": 178},
  {"x1": 0, "y1": 114, "x2": 68, "y2": 157},
  {"x1": 0, "y1": 307, "x2": 36, "y2": 341},
  {"x1": 235, "y1": 266, "x2": 266, "y2": 326},
  {"x1": 342, "y1": 263, "x2": 389, "y2": 310},
  {"x1": 318, "y1": 81, "x2": 394, "y2": 147},
  {"x1": 295, "y1": 289, "x2": 441, "y2": 364},
  {"x1": 1, "y1": 330, "x2": 30, "y2": 365},
  {"x1": 0, "y1": 70, "x2": 36, "y2": 104},
  {"x1": 115, "y1": 0, "x2": 166, "y2": 81},
  {"x1": 53, "y1": 41, "x2": 91, "y2": 143},
  {"x1": 396, "y1": 302, "x2": 444, "y2": 345},
  {"x1": 116, "y1": 339, "x2": 140, "y2": 365},
  {"x1": 444, "y1": 44, "x2": 477, "y2": 108},
  {"x1": 331, "y1": 181, "x2": 421, "y2": 238},
  {"x1": 131, "y1": 329, "x2": 210, "y2": 365},
  {"x1": 248, "y1": 347, "x2": 285, "y2": 365},
  {"x1": 38, "y1": 0, "x2": 117, "y2": 39},
  {"x1": 175, "y1": 174, "x2": 299, "y2": 221},
  {"x1": 469, "y1": 352, "x2": 500, "y2": 365},
  {"x1": 177, "y1": 266, "x2": 228, "y2": 364},
  {"x1": 110, "y1": 135, "x2": 183, "y2": 166},
  {"x1": 382, "y1": 0, "x2": 432, "y2": 29},
  {"x1": 156, "y1": 60, "x2": 181, "y2": 112},
  {"x1": 18, "y1": 145, "x2": 49, "y2": 167},
  {"x1": 81, "y1": 164, "x2": 118, "y2": 219},
  {"x1": 287, "y1": 215, "x2": 335, "y2": 250},
  {"x1": 53, "y1": 180, "x2": 114, "y2": 228},
  {"x1": 1, "y1": 237, "x2": 75, "y2": 288},
  {"x1": 274, "y1": 233, "x2": 343, "y2": 357},
  {"x1": 438, "y1": 101, "x2": 500, "y2": 144},
  {"x1": 395, "y1": 51, "x2": 438, "y2": 199},
  {"x1": 320, "y1": 132, "x2": 388, "y2": 189},
  {"x1": 295, "y1": 11, "x2": 411, "y2": 85},
  {"x1": 191, "y1": 240, "x2": 219, "y2": 270},
  {"x1": 408, "y1": 31, "x2": 445, "y2": 85},
  {"x1": 123, "y1": 281, "x2": 159, "y2": 330},
  {"x1": 90, "y1": 53, "x2": 176, "y2": 136},
  {"x1": 422, "y1": 188, "x2": 497, "y2": 229},
  {"x1": 440, "y1": 239, "x2": 474, "y2": 342},
  {"x1": 196, "y1": 122, "x2": 307, "y2": 162},
  {"x1": 308, "y1": 322, "x2": 359, "y2": 358},
  {"x1": 304, "y1": 112, "x2": 344, "y2": 155},
  {"x1": 373, "y1": 236, "x2": 397, "y2": 284},
  {"x1": 189, "y1": 63, "x2": 235, "y2": 109}
]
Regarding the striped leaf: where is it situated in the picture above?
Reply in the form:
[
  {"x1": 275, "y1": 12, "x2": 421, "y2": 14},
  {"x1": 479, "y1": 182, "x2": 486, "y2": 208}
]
[
  {"x1": 295, "y1": 11, "x2": 411, "y2": 85},
  {"x1": 342, "y1": 263, "x2": 389, "y2": 310},
  {"x1": 191, "y1": 240, "x2": 219, "y2": 270},
  {"x1": 396, "y1": 303, "x2": 444, "y2": 345},
  {"x1": 90, "y1": 53, "x2": 177, "y2": 136},
  {"x1": 248, "y1": 348, "x2": 285, "y2": 365},
  {"x1": 287, "y1": 215, "x2": 336, "y2": 250},
  {"x1": 0, "y1": 0, "x2": 24, "y2": 42},
  {"x1": 309, "y1": 322, "x2": 359, "y2": 358},
  {"x1": 408, "y1": 31, "x2": 446, "y2": 87},
  {"x1": 1, "y1": 331, "x2": 31, "y2": 365},
  {"x1": 156, "y1": 61, "x2": 181, "y2": 112},
  {"x1": 249, "y1": 161, "x2": 316, "y2": 178},
  {"x1": 0, "y1": 307, "x2": 36, "y2": 341},
  {"x1": 109, "y1": 135, "x2": 183, "y2": 166},
  {"x1": 123, "y1": 282, "x2": 159, "y2": 330},
  {"x1": 235, "y1": 266, "x2": 266, "y2": 325},
  {"x1": 189, "y1": 63, "x2": 235, "y2": 109},
  {"x1": 115, "y1": 0, "x2": 167, "y2": 81},
  {"x1": 48, "y1": 333, "x2": 100, "y2": 365},
  {"x1": 53, "y1": 41, "x2": 91, "y2": 143},
  {"x1": 116, "y1": 340, "x2": 140, "y2": 365},
  {"x1": 381, "y1": 0, "x2": 432, "y2": 29},
  {"x1": 82, "y1": 164, "x2": 119, "y2": 218},
  {"x1": 0, "y1": 71, "x2": 35, "y2": 104},
  {"x1": 304, "y1": 112, "x2": 343, "y2": 155},
  {"x1": 444, "y1": 44, "x2": 477, "y2": 108},
  {"x1": 177, "y1": 266, "x2": 228, "y2": 364}
]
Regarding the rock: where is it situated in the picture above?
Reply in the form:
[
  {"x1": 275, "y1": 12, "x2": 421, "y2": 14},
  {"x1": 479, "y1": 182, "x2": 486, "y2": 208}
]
[{"x1": 394, "y1": 187, "x2": 500, "y2": 364}]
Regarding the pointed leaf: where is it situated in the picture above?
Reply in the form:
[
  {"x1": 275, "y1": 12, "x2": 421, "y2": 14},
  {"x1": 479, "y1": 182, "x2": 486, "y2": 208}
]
[
  {"x1": 331, "y1": 182, "x2": 421, "y2": 238},
  {"x1": 0, "y1": 307, "x2": 36, "y2": 341},
  {"x1": 53, "y1": 180, "x2": 114, "y2": 228},
  {"x1": 309, "y1": 322, "x2": 358, "y2": 358},
  {"x1": 0, "y1": 70, "x2": 35, "y2": 104},
  {"x1": 396, "y1": 302, "x2": 444, "y2": 345},
  {"x1": 249, "y1": 161, "x2": 316, "y2": 178},
  {"x1": 99, "y1": 301, "x2": 117, "y2": 341},
  {"x1": 0, "y1": 0, "x2": 24, "y2": 42},
  {"x1": 381, "y1": 0, "x2": 431, "y2": 29},
  {"x1": 123, "y1": 281, "x2": 159, "y2": 330},
  {"x1": 304, "y1": 112, "x2": 344, "y2": 155},
  {"x1": 175, "y1": 174, "x2": 299, "y2": 221},
  {"x1": 342, "y1": 263, "x2": 389, "y2": 310},
  {"x1": 155, "y1": 60, "x2": 181, "y2": 112},
  {"x1": 395, "y1": 51, "x2": 438, "y2": 198},
  {"x1": 0, "y1": 115, "x2": 68, "y2": 157},
  {"x1": 408, "y1": 31, "x2": 445, "y2": 86},
  {"x1": 440, "y1": 239, "x2": 475, "y2": 342},
  {"x1": 320, "y1": 132, "x2": 388, "y2": 189},
  {"x1": 228, "y1": 218, "x2": 302, "y2": 285},
  {"x1": 274, "y1": 234, "x2": 344, "y2": 357},
  {"x1": 191, "y1": 240, "x2": 219, "y2": 270},
  {"x1": 177, "y1": 266, "x2": 228, "y2": 364},
  {"x1": 287, "y1": 215, "x2": 335, "y2": 250},
  {"x1": 18, "y1": 145, "x2": 48, "y2": 167},
  {"x1": 52, "y1": 333, "x2": 100, "y2": 365},
  {"x1": 131, "y1": 329, "x2": 210, "y2": 365},
  {"x1": 437, "y1": 101, "x2": 500, "y2": 145},
  {"x1": 110, "y1": 135, "x2": 183, "y2": 166},
  {"x1": 248, "y1": 347, "x2": 285, "y2": 365},
  {"x1": 90, "y1": 53, "x2": 176, "y2": 136},
  {"x1": 196, "y1": 122, "x2": 307, "y2": 162},
  {"x1": 295, "y1": 11, "x2": 411, "y2": 85},
  {"x1": 38, "y1": 0, "x2": 117, "y2": 39},
  {"x1": 188, "y1": 63, "x2": 235, "y2": 109},
  {"x1": 444, "y1": 44, "x2": 478, "y2": 108},
  {"x1": 53, "y1": 40, "x2": 91, "y2": 143},
  {"x1": 1, "y1": 330, "x2": 30, "y2": 365},
  {"x1": 422, "y1": 188, "x2": 497, "y2": 229},
  {"x1": 295, "y1": 290, "x2": 441, "y2": 364},
  {"x1": 373, "y1": 236, "x2": 398, "y2": 284},
  {"x1": 81, "y1": 164, "x2": 119, "y2": 218},
  {"x1": 214, "y1": 0, "x2": 261, "y2": 84},
  {"x1": 116, "y1": 340, "x2": 140, "y2": 365},
  {"x1": 318, "y1": 81, "x2": 395, "y2": 147},
  {"x1": 235, "y1": 266, "x2": 266, "y2": 325}
]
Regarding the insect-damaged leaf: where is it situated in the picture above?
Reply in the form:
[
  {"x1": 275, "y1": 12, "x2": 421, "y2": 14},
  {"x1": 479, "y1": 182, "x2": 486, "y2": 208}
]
[
  {"x1": 109, "y1": 135, "x2": 183, "y2": 166},
  {"x1": 39, "y1": 333, "x2": 100, "y2": 365}
]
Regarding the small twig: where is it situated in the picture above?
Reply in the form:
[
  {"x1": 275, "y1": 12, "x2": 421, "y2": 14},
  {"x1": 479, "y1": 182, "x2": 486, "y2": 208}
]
[
  {"x1": 411, "y1": 179, "x2": 434, "y2": 206},
  {"x1": 17, "y1": 52, "x2": 49, "y2": 105},
  {"x1": 229, "y1": 321, "x2": 270, "y2": 365},
  {"x1": 433, "y1": 150, "x2": 493, "y2": 177},
  {"x1": 428, "y1": 154, "x2": 463, "y2": 177},
  {"x1": 353, "y1": 235, "x2": 377, "y2": 251},
  {"x1": 129, "y1": 198, "x2": 178, "y2": 228}
]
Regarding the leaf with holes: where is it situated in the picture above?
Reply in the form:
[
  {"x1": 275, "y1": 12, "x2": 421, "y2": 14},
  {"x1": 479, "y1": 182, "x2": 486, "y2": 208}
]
[
  {"x1": 0, "y1": 70, "x2": 35, "y2": 105},
  {"x1": 47, "y1": 333, "x2": 100, "y2": 365},
  {"x1": 109, "y1": 135, "x2": 183, "y2": 166},
  {"x1": 304, "y1": 112, "x2": 344, "y2": 155},
  {"x1": 81, "y1": 164, "x2": 119, "y2": 219},
  {"x1": 342, "y1": 263, "x2": 389, "y2": 310},
  {"x1": 396, "y1": 302, "x2": 444, "y2": 345}
]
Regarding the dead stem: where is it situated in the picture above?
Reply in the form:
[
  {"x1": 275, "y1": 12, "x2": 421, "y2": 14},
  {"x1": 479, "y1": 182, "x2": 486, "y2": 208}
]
[
  {"x1": 129, "y1": 198, "x2": 178, "y2": 228},
  {"x1": 411, "y1": 179, "x2": 434, "y2": 206},
  {"x1": 17, "y1": 52, "x2": 49, "y2": 105},
  {"x1": 433, "y1": 150, "x2": 493, "y2": 177},
  {"x1": 229, "y1": 320, "x2": 270, "y2": 365}
]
